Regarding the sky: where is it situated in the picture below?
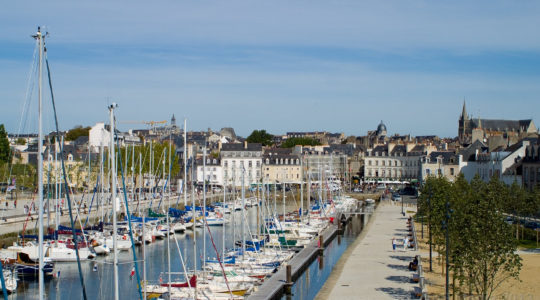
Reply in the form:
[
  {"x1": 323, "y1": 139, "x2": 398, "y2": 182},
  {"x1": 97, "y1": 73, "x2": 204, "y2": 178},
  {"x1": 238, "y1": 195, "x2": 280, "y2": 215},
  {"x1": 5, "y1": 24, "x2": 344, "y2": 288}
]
[{"x1": 1, "y1": 1, "x2": 540, "y2": 138}]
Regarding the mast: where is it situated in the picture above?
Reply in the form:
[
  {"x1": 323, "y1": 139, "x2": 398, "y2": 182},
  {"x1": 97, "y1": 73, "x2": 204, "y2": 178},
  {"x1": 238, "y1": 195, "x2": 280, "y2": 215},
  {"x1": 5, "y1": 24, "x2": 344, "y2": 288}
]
[
  {"x1": 166, "y1": 146, "x2": 171, "y2": 296},
  {"x1": 100, "y1": 144, "x2": 104, "y2": 224},
  {"x1": 241, "y1": 166, "x2": 245, "y2": 259},
  {"x1": 202, "y1": 145, "x2": 207, "y2": 276},
  {"x1": 300, "y1": 155, "x2": 303, "y2": 220},
  {"x1": 108, "y1": 103, "x2": 119, "y2": 300},
  {"x1": 282, "y1": 171, "x2": 285, "y2": 224},
  {"x1": 191, "y1": 157, "x2": 197, "y2": 299},
  {"x1": 138, "y1": 152, "x2": 142, "y2": 215},
  {"x1": 183, "y1": 119, "x2": 187, "y2": 208},
  {"x1": 55, "y1": 138, "x2": 59, "y2": 231},
  {"x1": 222, "y1": 174, "x2": 226, "y2": 258},
  {"x1": 142, "y1": 214, "x2": 146, "y2": 300},
  {"x1": 35, "y1": 26, "x2": 45, "y2": 300}
]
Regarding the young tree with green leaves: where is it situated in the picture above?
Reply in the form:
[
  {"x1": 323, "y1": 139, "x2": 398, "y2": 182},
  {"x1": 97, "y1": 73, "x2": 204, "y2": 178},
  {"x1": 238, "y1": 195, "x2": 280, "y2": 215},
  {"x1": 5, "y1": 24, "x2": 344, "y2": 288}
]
[
  {"x1": 0, "y1": 124, "x2": 11, "y2": 163},
  {"x1": 281, "y1": 137, "x2": 321, "y2": 148},
  {"x1": 246, "y1": 130, "x2": 273, "y2": 146}
]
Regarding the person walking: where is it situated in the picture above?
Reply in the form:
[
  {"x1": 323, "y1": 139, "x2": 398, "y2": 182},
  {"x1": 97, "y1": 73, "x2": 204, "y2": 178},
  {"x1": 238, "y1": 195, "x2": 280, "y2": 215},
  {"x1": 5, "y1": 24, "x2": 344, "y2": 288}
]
[
  {"x1": 404, "y1": 236, "x2": 409, "y2": 250},
  {"x1": 392, "y1": 237, "x2": 397, "y2": 251}
]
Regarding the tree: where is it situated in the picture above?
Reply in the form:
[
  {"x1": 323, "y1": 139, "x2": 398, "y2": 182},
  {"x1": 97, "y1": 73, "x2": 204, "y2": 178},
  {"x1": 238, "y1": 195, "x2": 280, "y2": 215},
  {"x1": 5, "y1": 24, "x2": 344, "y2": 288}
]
[
  {"x1": 0, "y1": 124, "x2": 11, "y2": 163},
  {"x1": 65, "y1": 125, "x2": 91, "y2": 141},
  {"x1": 281, "y1": 137, "x2": 321, "y2": 148},
  {"x1": 246, "y1": 130, "x2": 273, "y2": 146},
  {"x1": 421, "y1": 174, "x2": 522, "y2": 299},
  {"x1": 15, "y1": 138, "x2": 26, "y2": 145}
]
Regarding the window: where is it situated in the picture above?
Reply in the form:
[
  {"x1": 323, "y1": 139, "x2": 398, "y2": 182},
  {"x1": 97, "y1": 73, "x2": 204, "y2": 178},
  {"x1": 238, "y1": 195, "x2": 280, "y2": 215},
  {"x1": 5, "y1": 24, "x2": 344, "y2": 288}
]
[
  {"x1": 248, "y1": 161, "x2": 252, "y2": 168},
  {"x1": 285, "y1": 159, "x2": 288, "y2": 165},
  {"x1": 256, "y1": 161, "x2": 260, "y2": 167},
  {"x1": 224, "y1": 161, "x2": 228, "y2": 167},
  {"x1": 296, "y1": 159, "x2": 299, "y2": 164},
  {"x1": 297, "y1": 174, "x2": 299, "y2": 179},
  {"x1": 375, "y1": 161, "x2": 379, "y2": 166},
  {"x1": 368, "y1": 161, "x2": 372, "y2": 166},
  {"x1": 426, "y1": 169, "x2": 431, "y2": 175},
  {"x1": 450, "y1": 168, "x2": 454, "y2": 176},
  {"x1": 266, "y1": 158, "x2": 269, "y2": 164},
  {"x1": 382, "y1": 160, "x2": 385, "y2": 166}
]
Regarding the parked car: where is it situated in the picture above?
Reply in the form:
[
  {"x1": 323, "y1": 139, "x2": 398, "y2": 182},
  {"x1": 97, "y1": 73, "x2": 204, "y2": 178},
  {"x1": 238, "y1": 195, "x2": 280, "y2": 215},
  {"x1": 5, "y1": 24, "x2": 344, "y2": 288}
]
[
  {"x1": 392, "y1": 193, "x2": 402, "y2": 201},
  {"x1": 353, "y1": 187, "x2": 362, "y2": 193}
]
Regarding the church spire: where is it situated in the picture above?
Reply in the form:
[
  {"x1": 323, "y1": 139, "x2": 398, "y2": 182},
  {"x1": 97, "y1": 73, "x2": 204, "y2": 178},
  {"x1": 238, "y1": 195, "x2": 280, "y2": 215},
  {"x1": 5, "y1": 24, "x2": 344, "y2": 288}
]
[{"x1": 461, "y1": 100, "x2": 468, "y2": 120}]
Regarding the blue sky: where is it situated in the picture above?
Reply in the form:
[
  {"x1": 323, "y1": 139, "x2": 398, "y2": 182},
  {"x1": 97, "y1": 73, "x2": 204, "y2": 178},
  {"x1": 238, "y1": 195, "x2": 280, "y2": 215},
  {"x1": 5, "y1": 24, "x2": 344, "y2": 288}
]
[{"x1": 1, "y1": 1, "x2": 539, "y2": 138}]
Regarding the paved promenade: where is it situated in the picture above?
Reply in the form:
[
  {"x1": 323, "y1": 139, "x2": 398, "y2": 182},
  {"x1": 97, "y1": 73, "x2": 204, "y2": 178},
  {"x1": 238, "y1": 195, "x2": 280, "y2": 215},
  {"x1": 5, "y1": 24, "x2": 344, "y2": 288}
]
[{"x1": 316, "y1": 201, "x2": 418, "y2": 300}]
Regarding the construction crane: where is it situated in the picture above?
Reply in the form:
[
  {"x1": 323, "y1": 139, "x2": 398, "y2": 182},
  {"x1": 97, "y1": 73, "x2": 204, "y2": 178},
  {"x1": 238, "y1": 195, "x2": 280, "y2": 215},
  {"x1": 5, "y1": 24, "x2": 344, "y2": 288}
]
[{"x1": 120, "y1": 120, "x2": 167, "y2": 132}]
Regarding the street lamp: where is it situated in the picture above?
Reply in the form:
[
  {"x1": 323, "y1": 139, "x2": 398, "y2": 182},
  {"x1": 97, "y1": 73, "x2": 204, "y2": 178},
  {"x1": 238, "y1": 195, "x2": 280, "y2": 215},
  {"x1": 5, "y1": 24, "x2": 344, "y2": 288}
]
[{"x1": 442, "y1": 198, "x2": 453, "y2": 300}]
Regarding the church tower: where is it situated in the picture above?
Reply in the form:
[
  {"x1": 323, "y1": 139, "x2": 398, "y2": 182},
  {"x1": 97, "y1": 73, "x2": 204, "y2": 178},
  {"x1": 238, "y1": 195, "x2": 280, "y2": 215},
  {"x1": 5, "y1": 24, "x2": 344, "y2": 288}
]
[{"x1": 458, "y1": 101, "x2": 470, "y2": 144}]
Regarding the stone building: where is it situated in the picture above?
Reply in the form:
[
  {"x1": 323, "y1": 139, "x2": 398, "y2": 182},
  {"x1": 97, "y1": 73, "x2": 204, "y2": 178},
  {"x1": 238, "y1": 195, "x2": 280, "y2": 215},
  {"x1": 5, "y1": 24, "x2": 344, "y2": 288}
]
[
  {"x1": 521, "y1": 139, "x2": 540, "y2": 190},
  {"x1": 458, "y1": 101, "x2": 537, "y2": 146},
  {"x1": 262, "y1": 148, "x2": 302, "y2": 184},
  {"x1": 221, "y1": 142, "x2": 262, "y2": 187},
  {"x1": 420, "y1": 151, "x2": 459, "y2": 182},
  {"x1": 364, "y1": 143, "x2": 434, "y2": 182}
]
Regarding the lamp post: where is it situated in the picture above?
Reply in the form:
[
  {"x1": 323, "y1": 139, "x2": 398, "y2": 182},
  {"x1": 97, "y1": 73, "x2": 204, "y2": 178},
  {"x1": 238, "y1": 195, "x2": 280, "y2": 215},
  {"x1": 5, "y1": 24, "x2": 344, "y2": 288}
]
[
  {"x1": 442, "y1": 199, "x2": 452, "y2": 300},
  {"x1": 401, "y1": 192, "x2": 404, "y2": 216}
]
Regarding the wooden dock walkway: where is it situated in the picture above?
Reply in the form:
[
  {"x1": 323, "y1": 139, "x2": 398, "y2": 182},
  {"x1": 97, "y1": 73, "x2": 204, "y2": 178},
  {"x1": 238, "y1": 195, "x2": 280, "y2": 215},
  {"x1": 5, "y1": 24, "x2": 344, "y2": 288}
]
[{"x1": 248, "y1": 224, "x2": 338, "y2": 300}]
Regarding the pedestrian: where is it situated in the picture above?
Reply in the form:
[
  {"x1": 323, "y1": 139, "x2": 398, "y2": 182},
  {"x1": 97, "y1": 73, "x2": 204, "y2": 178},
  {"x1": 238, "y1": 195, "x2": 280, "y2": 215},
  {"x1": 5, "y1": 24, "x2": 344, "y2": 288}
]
[
  {"x1": 404, "y1": 236, "x2": 409, "y2": 250},
  {"x1": 13, "y1": 200, "x2": 17, "y2": 209},
  {"x1": 392, "y1": 237, "x2": 396, "y2": 251}
]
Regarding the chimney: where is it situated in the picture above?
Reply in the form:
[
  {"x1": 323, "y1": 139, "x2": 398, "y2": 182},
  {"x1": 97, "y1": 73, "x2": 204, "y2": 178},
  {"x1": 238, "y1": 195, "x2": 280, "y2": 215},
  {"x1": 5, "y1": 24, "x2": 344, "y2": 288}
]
[
  {"x1": 218, "y1": 140, "x2": 222, "y2": 151},
  {"x1": 244, "y1": 141, "x2": 248, "y2": 149}
]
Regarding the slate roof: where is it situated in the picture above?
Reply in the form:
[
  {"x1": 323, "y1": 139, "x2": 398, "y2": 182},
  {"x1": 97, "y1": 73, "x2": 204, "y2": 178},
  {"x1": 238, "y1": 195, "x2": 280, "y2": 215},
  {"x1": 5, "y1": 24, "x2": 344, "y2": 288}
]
[
  {"x1": 427, "y1": 151, "x2": 458, "y2": 164},
  {"x1": 471, "y1": 119, "x2": 533, "y2": 132},
  {"x1": 459, "y1": 140, "x2": 488, "y2": 161},
  {"x1": 221, "y1": 143, "x2": 262, "y2": 152}
]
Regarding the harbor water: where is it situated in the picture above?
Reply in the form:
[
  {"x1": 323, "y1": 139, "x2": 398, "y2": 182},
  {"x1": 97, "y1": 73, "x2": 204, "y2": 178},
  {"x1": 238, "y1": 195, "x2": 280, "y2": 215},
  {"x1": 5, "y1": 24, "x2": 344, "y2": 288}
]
[{"x1": 7, "y1": 202, "x2": 373, "y2": 300}]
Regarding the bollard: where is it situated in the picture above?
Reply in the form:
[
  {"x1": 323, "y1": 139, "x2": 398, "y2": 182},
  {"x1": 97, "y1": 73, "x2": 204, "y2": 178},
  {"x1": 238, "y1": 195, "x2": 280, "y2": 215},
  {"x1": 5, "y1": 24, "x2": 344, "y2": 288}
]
[
  {"x1": 318, "y1": 235, "x2": 324, "y2": 255},
  {"x1": 285, "y1": 264, "x2": 293, "y2": 294}
]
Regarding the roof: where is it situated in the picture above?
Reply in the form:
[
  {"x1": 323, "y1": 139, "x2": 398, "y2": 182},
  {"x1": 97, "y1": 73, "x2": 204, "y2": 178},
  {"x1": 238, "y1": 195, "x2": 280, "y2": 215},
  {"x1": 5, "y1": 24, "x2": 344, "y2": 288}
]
[
  {"x1": 458, "y1": 140, "x2": 488, "y2": 161},
  {"x1": 427, "y1": 151, "x2": 458, "y2": 164},
  {"x1": 471, "y1": 119, "x2": 533, "y2": 132},
  {"x1": 221, "y1": 143, "x2": 262, "y2": 152}
]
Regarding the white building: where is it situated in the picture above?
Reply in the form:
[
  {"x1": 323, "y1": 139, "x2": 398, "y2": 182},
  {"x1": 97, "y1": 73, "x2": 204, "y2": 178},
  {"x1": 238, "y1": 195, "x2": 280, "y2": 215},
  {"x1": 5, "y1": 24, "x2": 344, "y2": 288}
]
[
  {"x1": 221, "y1": 142, "x2": 262, "y2": 187},
  {"x1": 420, "y1": 151, "x2": 459, "y2": 182},
  {"x1": 89, "y1": 122, "x2": 111, "y2": 152},
  {"x1": 196, "y1": 157, "x2": 223, "y2": 186},
  {"x1": 364, "y1": 143, "x2": 434, "y2": 182},
  {"x1": 459, "y1": 140, "x2": 529, "y2": 185}
]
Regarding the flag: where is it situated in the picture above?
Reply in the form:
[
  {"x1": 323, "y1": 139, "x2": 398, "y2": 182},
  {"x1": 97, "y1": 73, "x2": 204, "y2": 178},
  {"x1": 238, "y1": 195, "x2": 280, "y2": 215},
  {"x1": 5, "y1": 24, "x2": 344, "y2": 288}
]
[{"x1": 130, "y1": 267, "x2": 135, "y2": 280}]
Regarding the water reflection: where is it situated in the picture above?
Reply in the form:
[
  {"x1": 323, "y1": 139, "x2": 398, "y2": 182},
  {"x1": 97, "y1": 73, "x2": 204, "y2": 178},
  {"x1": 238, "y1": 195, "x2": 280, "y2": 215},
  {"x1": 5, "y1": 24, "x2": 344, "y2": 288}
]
[{"x1": 282, "y1": 211, "x2": 370, "y2": 300}]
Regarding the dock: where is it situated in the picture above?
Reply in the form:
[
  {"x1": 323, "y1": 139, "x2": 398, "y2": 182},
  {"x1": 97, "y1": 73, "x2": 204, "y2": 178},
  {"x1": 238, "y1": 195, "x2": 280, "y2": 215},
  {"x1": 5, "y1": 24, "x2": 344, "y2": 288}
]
[{"x1": 248, "y1": 224, "x2": 338, "y2": 300}]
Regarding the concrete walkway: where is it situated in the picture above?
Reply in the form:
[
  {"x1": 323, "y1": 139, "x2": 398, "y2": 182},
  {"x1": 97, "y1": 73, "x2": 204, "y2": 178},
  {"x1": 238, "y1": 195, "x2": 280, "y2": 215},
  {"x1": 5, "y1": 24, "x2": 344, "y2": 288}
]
[{"x1": 316, "y1": 201, "x2": 418, "y2": 299}]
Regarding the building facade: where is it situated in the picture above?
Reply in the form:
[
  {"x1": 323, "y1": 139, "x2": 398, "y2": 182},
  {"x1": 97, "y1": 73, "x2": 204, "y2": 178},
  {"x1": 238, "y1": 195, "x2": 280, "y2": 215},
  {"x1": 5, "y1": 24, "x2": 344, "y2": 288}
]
[
  {"x1": 221, "y1": 142, "x2": 262, "y2": 187},
  {"x1": 420, "y1": 151, "x2": 459, "y2": 182},
  {"x1": 262, "y1": 148, "x2": 302, "y2": 184},
  {"x1": 195, "y1": 157, "x2": 223, "y2": 187},
  {"x1": 523, "y1": 140, "x2": 540, "y2": 190},
  {"x1": 364, "y1": 143, "x2": 432, "y2": 182}
]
